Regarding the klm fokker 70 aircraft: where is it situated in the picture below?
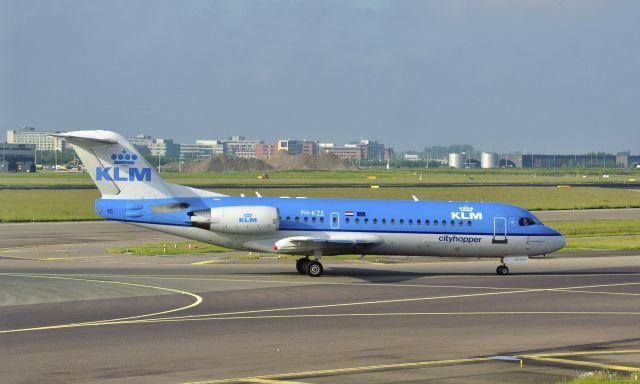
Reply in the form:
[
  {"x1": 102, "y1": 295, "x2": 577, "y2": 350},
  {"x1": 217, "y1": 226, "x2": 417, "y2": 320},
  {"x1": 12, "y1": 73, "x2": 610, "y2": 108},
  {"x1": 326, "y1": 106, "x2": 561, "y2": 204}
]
[{"x1": 55, "y1": 130, "x2": 565, "y2": 277}]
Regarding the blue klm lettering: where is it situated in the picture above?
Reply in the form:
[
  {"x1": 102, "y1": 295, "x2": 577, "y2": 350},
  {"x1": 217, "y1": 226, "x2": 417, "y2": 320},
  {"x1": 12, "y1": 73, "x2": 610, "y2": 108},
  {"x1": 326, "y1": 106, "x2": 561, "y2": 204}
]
[{"x1": 96, "y1": 167, "x2": 152, "y2": 182}]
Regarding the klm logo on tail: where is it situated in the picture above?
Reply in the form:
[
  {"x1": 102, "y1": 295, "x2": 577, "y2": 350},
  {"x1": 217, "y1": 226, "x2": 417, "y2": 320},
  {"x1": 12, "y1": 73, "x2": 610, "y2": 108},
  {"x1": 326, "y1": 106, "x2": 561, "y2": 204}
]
[{"x1": 96, "y1": 150, "x2": 152, "y2": 182}]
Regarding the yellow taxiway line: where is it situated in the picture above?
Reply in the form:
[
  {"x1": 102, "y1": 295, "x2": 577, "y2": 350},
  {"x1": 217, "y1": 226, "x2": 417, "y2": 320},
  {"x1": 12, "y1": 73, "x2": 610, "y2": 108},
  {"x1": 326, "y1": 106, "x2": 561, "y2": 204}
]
[
  {"x1": 1, "y1": 274, "x2": 639, "y2": 333},
  {"x1": 523, "y1": 356, "x2": 640, "y2": 372},
  {"x1": 182, "y1": 357, "x2": 491, "y2": 384},
  {"x1": 182, "y1": 350, "x2": 640, "y2": 383},
  {"x1": 139, "y1": 280, "x2": 640, "y2": 323},
  {"x1": 0, "y1": 273, "x2": 203, "y2": 334}
]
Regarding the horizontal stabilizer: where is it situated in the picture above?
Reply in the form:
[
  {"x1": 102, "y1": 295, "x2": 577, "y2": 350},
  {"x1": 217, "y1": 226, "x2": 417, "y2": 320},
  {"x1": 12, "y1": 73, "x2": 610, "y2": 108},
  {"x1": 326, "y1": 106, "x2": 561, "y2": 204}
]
[{"x1": 50, "y1": 131, "x2": 118, "y2": 145}]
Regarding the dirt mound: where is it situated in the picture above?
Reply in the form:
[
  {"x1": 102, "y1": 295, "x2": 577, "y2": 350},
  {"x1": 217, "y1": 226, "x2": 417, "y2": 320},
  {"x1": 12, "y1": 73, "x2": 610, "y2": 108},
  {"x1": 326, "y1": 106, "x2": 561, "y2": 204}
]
[
  {"x1": 163, "y1": 156, "x2": 272, "y2": 172},
  {"x1": 164, "y1": 152, "x2": 354, "y2": 172},
  {"x1": 266, "y1": 151, "x2": 353, "y2": 170}
]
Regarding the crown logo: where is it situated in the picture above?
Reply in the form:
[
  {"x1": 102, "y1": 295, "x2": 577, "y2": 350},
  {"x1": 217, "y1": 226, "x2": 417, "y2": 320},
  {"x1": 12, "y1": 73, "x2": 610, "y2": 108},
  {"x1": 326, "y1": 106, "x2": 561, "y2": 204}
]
[
  {"x1": 111, "y1": 149, "x2": 138, "y2": 165},
  {"x1": 459, "y1": 206, "x2": 474, "y2": 212}
]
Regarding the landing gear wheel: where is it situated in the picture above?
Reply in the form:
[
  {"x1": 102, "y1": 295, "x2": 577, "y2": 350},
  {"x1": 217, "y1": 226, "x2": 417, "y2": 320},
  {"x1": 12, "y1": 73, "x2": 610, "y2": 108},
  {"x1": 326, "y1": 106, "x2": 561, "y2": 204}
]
[
  {"x1": 496, "y1": 265, "x2": 509, "y2": 275},
  {"x1": 306, "y1": 261, "x2": 324, "y2": 277},
  {"x1": 296, "y1": 258, "x2": 310, "y2": 274}
]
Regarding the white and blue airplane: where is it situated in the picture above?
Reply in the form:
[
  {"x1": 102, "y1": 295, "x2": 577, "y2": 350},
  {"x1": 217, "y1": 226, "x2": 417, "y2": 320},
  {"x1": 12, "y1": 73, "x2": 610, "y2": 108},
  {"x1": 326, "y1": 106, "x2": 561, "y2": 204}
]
[{"x1": 54, "y1": 130, "x2": 565, "y2": 277}]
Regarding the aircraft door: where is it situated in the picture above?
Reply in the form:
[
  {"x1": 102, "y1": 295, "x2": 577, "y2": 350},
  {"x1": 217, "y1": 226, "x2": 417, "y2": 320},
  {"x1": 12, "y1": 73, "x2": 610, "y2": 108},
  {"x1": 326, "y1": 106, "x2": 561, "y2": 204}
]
[
  {"x1": 330, "y1": 212, "x2": 340, "y2": 229},
  {"x1": 493, "y1": 217, "x2": 508, "y2": 244}
]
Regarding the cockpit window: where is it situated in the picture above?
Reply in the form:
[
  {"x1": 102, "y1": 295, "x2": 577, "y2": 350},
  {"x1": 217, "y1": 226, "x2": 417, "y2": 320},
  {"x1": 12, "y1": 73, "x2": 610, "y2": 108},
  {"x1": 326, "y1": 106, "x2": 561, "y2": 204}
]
[
  {"x1": 529, "y1": 214, "x2": 542, "y2": 224},
  {"x1": 151, "y1": 202, "x2": 190, "y2": 213},
  {"x1": 519, "y1": 217, "x2": 537, "y2": 226}
]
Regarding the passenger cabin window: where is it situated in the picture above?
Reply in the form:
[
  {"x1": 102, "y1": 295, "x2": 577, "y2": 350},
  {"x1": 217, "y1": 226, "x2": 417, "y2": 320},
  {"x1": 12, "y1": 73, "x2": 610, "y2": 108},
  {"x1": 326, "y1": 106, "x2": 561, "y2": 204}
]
[
  {"x1": 355, "y1": 218, "x2": 360, "y2": 224},
  {"x1": 373, "y1": 218, "x2": 378, "y2": 224},
  {"x1": 345, "y1": 217, "x2": 350, "y2": 223},
  {"x1": 320, "y1": 217, "x2": 325, "y2": 223},
  {"x1": 382, "y1": 218, "x2": 387, "y2": 224},
  {"x1": 399, "y1": 219, "x2": 404, "y2": 225},
  {"x1": 417, "y1": 219, "x2": 422, "y2": 225},
  {"x1": 390, "y1": 219, "x2": 395, "y2": 225}
]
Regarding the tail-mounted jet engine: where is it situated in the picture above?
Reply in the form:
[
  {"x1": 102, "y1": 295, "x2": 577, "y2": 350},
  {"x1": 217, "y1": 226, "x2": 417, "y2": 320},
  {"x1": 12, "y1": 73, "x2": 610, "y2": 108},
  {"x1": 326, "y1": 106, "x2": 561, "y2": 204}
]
[{"x1": 190, "y1": 206, "x2": 279, "y2": 234}]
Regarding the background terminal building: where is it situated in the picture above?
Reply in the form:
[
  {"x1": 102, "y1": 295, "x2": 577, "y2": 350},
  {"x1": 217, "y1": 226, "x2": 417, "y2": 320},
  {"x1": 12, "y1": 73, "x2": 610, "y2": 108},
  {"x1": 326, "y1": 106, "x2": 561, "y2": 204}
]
[{"x1": 0, "y1": 143, "x2": 36, "y2": 173}]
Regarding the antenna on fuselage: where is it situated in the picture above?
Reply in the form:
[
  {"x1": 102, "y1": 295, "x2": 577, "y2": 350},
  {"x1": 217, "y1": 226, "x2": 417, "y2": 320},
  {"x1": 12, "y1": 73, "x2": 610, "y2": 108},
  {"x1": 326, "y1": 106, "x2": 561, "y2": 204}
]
[
  {"x1": 412, "y1": 195, "x2": 420, "y2": 202},
  {"x1": 255, "y1": 191, "x2": 262, "y2": 198}
]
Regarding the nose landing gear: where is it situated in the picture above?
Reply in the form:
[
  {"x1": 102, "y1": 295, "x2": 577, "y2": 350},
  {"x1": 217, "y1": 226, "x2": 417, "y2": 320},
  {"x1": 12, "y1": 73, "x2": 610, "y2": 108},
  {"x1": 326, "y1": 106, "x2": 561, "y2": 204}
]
[{"x1": 496, "y1": 257, "x2": 509, "y2": 275}]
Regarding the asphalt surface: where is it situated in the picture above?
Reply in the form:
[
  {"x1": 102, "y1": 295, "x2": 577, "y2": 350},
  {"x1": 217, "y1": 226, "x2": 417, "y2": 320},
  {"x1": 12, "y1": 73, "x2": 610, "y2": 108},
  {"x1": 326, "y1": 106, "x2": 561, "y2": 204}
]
[{"x1": 1, "y1": 212, "x2": 640, "y2": 383}]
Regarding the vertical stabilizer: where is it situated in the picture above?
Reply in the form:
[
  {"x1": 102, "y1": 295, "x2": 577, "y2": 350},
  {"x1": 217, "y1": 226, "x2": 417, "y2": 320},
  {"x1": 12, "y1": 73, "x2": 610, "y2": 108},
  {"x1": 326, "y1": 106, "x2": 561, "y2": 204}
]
[{"x1": 52, "y1": 130, "x2": 223, "y2": 199}]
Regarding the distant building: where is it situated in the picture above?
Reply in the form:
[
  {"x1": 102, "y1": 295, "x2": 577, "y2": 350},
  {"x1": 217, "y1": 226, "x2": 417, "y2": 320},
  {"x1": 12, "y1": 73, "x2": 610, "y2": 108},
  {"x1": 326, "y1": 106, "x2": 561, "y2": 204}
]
[
  {"x1": 276, "y1": 139, "x2": 319, "y2": 156},
  {"x1": 520, "y1": 154, "x2": 617, "y2": 168},
  {"x1": 616, "y1": 153, "x2": 640, "y2": 168},
  {"x1": 358, "y1": 140, "x2": 386, "y2": 161},
  {"x1": 319, "y1": 140, "x2": 391, "y2": 162},
  {"x1": 322, "y1": 146, "x2": 362, "y2": 161},
  {"x1": 180, "y1": 140, "x2": 225, "y2": 161},
  {"x1": 129, "y1": 134, "x2": 179, "y2": 158},
  {"x1": 403, "y1": 154, "x2": 419, "y2": 161},
  {"x1": 0, "y1": 143, "x2": 36, "y2": 173},
  {"x1": 221, "y1": 136, "x2": 262, "y2": 158},
  {"x1": 7, "y1": 126, "x2": 65, "y2": 151},
  {"x1": 255, "y1": 143, "x2": 277, "y2": 159},
  {"x1": 384, "y1": 148, "x2": 394, "y2": 161},
  {"x1": 128, "y1": 134, "x2": 153, "y2": 146},
  {"x1": 148, "y1": 138, "x2": 180, "y2": 158}
]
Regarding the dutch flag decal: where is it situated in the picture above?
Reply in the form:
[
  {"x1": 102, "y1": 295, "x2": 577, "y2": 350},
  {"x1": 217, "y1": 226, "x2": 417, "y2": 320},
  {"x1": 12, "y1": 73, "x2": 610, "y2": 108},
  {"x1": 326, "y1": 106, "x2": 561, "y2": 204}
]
[{"x1": 344, "y1": 211, "x2": 354, "y2": 216}]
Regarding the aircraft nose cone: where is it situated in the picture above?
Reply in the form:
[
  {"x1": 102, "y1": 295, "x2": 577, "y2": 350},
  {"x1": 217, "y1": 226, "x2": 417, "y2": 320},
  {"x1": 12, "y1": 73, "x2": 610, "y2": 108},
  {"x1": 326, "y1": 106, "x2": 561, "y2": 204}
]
[{"x1": 546, "y1": 227, "x2": 566, "y2": 253}]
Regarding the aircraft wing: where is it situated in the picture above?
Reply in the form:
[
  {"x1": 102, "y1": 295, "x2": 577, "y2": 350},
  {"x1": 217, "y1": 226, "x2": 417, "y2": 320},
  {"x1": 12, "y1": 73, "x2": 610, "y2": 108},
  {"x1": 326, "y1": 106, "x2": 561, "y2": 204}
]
[{"x1": 274, "y1": 233, "x2": 383, "y2": 254}]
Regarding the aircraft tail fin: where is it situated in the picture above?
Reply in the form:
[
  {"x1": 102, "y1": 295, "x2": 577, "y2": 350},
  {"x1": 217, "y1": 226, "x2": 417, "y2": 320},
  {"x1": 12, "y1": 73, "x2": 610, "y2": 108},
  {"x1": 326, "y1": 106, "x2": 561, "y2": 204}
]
[{"x1": 53, "y1": 130, "x2": 224, "y2": 199}]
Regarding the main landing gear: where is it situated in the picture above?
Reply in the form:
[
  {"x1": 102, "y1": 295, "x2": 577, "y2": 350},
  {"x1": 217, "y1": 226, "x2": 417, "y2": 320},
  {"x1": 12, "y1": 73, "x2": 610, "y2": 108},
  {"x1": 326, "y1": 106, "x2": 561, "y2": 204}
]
[
  {"x1": 496, "y1": 257, "x2": 509, "y2": 275},
  {"x1": 296, "y1": 257, "x2": 324, "y2": 277}
]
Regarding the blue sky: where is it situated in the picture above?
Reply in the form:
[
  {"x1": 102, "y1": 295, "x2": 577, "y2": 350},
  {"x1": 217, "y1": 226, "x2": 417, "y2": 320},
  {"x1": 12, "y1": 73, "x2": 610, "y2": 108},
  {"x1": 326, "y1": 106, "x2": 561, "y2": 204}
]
[{"x1": 2, "y1": 0, "x2": 639, "y2": 153}]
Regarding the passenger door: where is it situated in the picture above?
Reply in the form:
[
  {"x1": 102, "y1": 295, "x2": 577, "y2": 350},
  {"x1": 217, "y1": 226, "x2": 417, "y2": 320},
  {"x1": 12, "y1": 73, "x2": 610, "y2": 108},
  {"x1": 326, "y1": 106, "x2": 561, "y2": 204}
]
[{"x1": 492, "y1": 217, "x2": 508, "y2": 244}]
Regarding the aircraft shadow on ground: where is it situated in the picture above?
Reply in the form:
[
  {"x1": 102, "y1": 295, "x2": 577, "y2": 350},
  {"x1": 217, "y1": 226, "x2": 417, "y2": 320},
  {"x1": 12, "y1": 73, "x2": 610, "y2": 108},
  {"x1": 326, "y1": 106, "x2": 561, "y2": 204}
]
[{"x1": 230, "y1": 267, "x2": 640, "y2": 284}]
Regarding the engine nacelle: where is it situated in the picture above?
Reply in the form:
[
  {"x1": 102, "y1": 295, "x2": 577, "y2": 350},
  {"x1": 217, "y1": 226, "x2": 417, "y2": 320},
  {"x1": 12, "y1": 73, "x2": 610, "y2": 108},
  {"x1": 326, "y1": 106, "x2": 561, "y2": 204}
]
[{"x1": 190, "y1": 205, "x2": 279, "y2": 234}]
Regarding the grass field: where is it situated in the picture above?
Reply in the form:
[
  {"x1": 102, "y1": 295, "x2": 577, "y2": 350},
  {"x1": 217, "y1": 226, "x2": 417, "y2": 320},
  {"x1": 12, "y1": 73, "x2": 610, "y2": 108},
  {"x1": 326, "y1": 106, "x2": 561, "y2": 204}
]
[
  {"x1": 1, "y1": 168, "x2": 639, "y2": 187},
  {"x1": 1, "y1": 186, "x2": 639, "y2": 222},
  {"x1": 550, "y1": 220, "x2": 640, "y2": 237},
  {"x1": 560, "y1": 372, "x2": 640, "y2": 383},
  {"x1": 108, "y1": 241, "x2": 234, "y2": 256}
]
